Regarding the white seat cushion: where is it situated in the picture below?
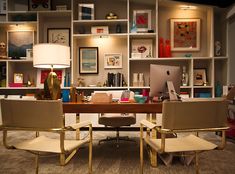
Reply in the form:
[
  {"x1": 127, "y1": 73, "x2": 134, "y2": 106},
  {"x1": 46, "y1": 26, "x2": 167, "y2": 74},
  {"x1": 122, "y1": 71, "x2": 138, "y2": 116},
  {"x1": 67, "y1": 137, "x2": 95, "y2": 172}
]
[
  {"x1": 145, "y1": 134, "x2": 217, "y2": 153},
  {"x1": 14, "y1": 136, "x2": 89, "y2": 153}
]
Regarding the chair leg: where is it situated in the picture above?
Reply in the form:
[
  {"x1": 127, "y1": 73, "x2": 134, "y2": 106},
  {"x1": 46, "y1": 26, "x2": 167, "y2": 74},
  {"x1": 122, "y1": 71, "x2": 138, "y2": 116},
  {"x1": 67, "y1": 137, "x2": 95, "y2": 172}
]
[
  {"x1": 89, "y1": 140, "x2": 92, "y2": 174},
  {"x1": 195, "y1": 151, "x2": 199, "y2": 174},
  {"x1": 60, "y1": 153, "x2": 66, "y2": 166},
  {"x1": 89, "y1": 128, "x2": 93, "y2": 174},
  {"x1": 140, "y1": 127, "x2": 144, "y2": 174},
  {"x1": 35, "y1": 153, "x2": 39, "y2": 174}
]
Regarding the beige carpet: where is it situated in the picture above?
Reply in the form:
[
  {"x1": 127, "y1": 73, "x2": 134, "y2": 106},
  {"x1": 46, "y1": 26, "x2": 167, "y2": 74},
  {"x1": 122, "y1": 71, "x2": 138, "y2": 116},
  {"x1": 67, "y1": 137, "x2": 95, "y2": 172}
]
[{"x1": 0, "y1": 131, "x2": 235, "y2": 174}]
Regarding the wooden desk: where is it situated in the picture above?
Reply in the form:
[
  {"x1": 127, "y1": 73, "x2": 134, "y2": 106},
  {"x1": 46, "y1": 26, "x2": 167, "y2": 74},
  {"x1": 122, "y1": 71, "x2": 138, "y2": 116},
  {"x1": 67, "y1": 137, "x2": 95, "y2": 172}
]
[
  {"x1": 63, "y1": 102, "x2": 162, "y2": 113},
  {"x1": 63, "y1": 101, "x2": 162, "y2": 167}
]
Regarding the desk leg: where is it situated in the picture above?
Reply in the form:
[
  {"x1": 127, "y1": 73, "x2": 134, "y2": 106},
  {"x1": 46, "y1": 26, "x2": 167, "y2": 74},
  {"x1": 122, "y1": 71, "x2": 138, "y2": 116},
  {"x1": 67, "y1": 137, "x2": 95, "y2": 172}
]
[
  {"x1": 76, "y1": 113, "x2": 80, "y2": 140},
  {"x1": 146, "y1": 113, "x2": 151, "y2": 138},
  {"x1": 150, "y1": 113, "x2": 157, "y2": 167}
]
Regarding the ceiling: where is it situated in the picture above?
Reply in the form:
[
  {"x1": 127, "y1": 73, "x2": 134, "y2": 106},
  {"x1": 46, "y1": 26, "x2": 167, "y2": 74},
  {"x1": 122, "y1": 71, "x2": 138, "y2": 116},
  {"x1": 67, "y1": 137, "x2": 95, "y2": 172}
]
[{"x1": 172, "y1": 0, "x2": 235, "y2": 8}]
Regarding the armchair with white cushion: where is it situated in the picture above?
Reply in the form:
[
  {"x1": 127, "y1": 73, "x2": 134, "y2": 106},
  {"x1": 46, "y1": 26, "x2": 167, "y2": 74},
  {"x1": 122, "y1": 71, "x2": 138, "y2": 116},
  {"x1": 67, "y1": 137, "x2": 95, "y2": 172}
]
[
  {"x1": 1, "y1": 99, "x2": 92, "y2": 174},
  {"x1": 140, "y1": 98, "x2": 229, "y2": 174}
]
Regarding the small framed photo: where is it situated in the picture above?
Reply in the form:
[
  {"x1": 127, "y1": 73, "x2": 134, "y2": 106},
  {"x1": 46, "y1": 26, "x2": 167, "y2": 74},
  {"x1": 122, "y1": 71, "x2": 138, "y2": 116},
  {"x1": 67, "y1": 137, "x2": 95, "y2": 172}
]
[
  {"x1": 0, "y1": 0, "x2": 6, "y2": 14},
  {"x1": 170, "y1": 18, "x2": 200, "y2": 51},
  {"x1": 7, "y1": 30, "x2": 34, "y2": 58},
  {"x1": 29, "y1": 0, "x2": 51, "y2": 11},
  {"x1": 133, "y1": 10, "x2": 151, "y2": 32},
  {"x1": 104, "y1": 53, "x2": 122, "y2": 69},
  {"x1": 78, "y1": 3, "x2": 94, "y2": 20},
  {"x1": 79, "y1": 47, "x2": 99, "y2": 74},
  {"x1": 26, "y1": 49, "x2": 33, "y2": 60},
  {"x1": 14, "y1": 73, "x2": 23, "y2": 84},
  {"x1": 47, "y1": 28, "x2": 70, "y2": 46},
  {"x1": 193, "y1": 69, "x2": 207, "y2": 86},
  {"x1": 91, "y1": 26, "x2": 109, "y2": 35},
  {"x1": 131, "y1": 39, "x2": 153, "y2": 58}
]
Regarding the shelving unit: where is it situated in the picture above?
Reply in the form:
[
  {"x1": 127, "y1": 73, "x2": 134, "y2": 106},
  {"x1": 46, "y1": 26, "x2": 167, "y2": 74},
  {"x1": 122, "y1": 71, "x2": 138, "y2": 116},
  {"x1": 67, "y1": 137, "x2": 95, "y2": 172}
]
[{"x1": 0, "y1": 0, "x2": 230, "y2": 98}]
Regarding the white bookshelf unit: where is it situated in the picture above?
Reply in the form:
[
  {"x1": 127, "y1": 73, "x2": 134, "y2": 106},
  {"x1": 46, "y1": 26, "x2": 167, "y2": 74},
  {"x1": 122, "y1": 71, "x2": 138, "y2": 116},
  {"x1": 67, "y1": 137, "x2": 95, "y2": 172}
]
[{"x1": 0, "y1": 0, "x2": 229, "y2": 98}]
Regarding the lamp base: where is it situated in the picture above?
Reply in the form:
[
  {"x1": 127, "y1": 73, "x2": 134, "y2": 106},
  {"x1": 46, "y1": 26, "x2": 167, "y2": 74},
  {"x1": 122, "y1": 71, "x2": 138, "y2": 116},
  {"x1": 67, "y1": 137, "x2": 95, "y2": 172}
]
[{"x1": 44, "y1": 72, "x2": 61, "y2": 100}]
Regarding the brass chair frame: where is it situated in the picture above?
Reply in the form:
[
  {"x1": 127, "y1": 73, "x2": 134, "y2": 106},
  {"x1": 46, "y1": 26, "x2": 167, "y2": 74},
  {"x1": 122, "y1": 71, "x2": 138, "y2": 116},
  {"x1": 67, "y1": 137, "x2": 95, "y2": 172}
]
[
  {"x1": 140, "y1": 99, "x2": 229, "y2": 174},
  {"x1": 1, "y1": 99, "x2": 93, "y2": 174}
]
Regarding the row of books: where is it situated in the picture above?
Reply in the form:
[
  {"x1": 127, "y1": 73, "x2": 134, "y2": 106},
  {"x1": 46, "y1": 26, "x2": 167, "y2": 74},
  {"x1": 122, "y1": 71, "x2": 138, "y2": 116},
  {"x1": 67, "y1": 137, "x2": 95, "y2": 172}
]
[{"x1": 107, "y1": 72, "x2": 124, "y2": 87}]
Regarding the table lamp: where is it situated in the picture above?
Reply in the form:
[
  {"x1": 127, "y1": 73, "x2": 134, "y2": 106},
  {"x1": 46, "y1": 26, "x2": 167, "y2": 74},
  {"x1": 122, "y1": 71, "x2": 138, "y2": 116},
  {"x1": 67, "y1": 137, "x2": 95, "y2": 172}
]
[{"x1": 33, "y1": 43, "x2": 70, "y2": 100}]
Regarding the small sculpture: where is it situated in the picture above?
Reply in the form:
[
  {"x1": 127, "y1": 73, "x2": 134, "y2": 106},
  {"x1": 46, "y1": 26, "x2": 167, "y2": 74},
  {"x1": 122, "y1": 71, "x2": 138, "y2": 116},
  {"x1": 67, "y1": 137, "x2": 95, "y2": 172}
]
[
  {"x1": 0, "y1": 42, "x2": 7, "y2": 59},
  {"x1": 106, "y1": 12, "x2": 118, "y2": 20},
  {"x1": 77, "y1": 77, "x2": 85, "y2": 87},
  {"x1": 215, "y1": 41, "x2": 221, "y2": 56},
  {"x1": 116, "y1": 24, "x2": 122, "y2": 33},
  {"x1": 130, "y1": 21, "x2": 137, "y2": 33}
]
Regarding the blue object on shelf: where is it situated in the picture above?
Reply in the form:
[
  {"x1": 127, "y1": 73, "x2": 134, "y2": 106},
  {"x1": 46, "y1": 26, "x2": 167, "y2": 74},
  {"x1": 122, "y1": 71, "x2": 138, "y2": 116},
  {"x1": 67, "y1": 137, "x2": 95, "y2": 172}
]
[
  {"x1": 215, "y1": 82, "x2": 222, "y2": 97},
  {"x1": 62, "y1": 90, "x2": 70, "y2": 102},
  {"x1": 195, "y1": 92, "x2": 211, "y2": 98}
]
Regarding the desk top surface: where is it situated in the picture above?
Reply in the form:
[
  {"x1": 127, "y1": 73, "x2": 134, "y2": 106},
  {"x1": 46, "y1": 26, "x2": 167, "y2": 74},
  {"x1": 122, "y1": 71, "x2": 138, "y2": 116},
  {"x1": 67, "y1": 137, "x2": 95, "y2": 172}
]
[{"x1": 63, "y1": 102, "x2": 162, "y2": 113}]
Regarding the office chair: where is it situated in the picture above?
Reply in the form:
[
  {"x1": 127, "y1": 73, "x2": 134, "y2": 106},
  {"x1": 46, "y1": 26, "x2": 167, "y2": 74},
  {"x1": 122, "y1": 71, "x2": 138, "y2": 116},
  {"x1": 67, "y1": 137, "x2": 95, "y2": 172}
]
[
  {"x1": 98, "y1": 90, "x2": 136, "y2": 147},
  {"x1": 1, "y1": 99, "x2": 93, "y2": 174},
  {"x1": 140, "y1": 98, "x2": 229, "y2": 174}
]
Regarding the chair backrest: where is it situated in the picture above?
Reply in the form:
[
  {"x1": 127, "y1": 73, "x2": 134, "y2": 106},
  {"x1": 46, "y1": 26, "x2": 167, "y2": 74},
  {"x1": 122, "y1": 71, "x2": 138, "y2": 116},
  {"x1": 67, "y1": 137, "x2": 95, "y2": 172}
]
[
  {"x1": 1, "y1": 99, "x2": 64, "y2": 129},
  {"x1": 162, "y1": 98, "x2": 228, "y2": 130}
]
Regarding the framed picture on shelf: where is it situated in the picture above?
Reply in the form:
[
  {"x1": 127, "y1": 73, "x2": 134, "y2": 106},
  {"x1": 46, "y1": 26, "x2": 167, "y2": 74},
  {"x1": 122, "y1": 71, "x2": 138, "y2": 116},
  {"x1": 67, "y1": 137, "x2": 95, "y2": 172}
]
[
  {"x1": 133, "y1": 10, "x2": 151, "y2": 32},
  {"x1": 14, "y1": 73, "x2": 23, "y2": 84},
  {"x1": 26, "y1": 49, "x2": 33, "y2": 60},
  {"x1": 170, "y1": 18, "x2": 201, "y2": 51},
  {"x1": 28, "y1": 0, "x2": 51, "y2": 11},
  {"x1": 104, "y1": 53, "x2": 122, "y2": 69},
  {"x1": 193, "y1": 69, "x2": 207, "y2": 86},
  {"x1": 47, "y1": 28, "x2": 70, "y2": 46},
  {"x1": 91, "y1": 26, "x2": 109, "y2": 35},
  {"x1": 0, "y1": 0, "x2": 6, "y2": 14},
  {"x1": 79, "y1": 47, "x2": 98, "y2": 74},
  {"x1": 7, "y1": 30, "x2": 34, "y2": 58},
  {"x1": 78, "y1": 3, "x2": 94, "y2": 20},
  {"x1": 131, "y1": 39, "x2": 153, "y2": 58}
]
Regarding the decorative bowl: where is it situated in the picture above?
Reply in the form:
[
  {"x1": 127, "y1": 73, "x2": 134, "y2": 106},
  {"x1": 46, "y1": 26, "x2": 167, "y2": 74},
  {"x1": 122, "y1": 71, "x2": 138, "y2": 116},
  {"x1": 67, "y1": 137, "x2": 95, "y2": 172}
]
[{"x1": 134, "y1": 95, "x2": 147, "y2": 103}]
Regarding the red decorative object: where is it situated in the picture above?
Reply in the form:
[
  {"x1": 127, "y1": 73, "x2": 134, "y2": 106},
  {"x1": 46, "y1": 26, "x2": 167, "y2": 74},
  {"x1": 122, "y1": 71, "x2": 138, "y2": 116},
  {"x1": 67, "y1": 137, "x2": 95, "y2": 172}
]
[
  {"x1": 164, "y1": 39, "x2": 171, "y2": 57},
  {"x1": 159, "y1": 37, "x2": 164, "y2": 57},
  {"x1": 40, "y1": 70, "x2": 62, "y2": 84},
  {"x1": 9, "y1": 83, "x2": 23, "y2": 87}
]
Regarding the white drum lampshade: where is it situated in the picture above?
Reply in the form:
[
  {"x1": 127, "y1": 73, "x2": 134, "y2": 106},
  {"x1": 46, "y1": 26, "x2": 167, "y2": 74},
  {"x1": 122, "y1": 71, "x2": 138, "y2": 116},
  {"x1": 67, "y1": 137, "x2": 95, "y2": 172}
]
[{"x1": 33, "y1": 43, "x2": 70, "y2": 69}]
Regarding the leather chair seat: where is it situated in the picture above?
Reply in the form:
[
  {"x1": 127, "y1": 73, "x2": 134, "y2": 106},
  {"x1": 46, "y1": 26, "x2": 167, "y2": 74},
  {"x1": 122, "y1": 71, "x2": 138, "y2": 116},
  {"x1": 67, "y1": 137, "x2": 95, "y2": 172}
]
[{"x1": 99, "y1": 113, "x2": 136, "y2": 127}]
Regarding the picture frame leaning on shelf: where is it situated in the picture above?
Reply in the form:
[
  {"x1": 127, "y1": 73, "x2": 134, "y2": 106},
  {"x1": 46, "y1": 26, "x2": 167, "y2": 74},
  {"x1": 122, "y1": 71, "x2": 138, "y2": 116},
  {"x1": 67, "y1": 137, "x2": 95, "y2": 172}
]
[
  {"x1": 47, "y1": 28, "x2": 70, "y2": 46},
  {"x1": 131, "y1": 39, "x2": 153, "y2": 58},
  {"x1": 104, "y1": 53, "x2": 122, "y2": 69},
  {"x1": 193, "y1": 68, "x2": 207, "y2": 86},
  {"x1": 78, "y1": 3, "x2": 94, "y2": 20},
  {"x1": 133, "y1": 10, "x2": 151, "y2": 32}
]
